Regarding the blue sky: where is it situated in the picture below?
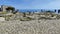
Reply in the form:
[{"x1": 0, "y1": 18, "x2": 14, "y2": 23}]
[{"x1": 0, "y1": 0, "x2": 60, "y2": 9}]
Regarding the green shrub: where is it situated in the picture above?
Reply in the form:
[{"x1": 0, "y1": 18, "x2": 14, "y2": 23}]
[
  {"x1": 1, "y1": 11, "x2": 7, "y2": 14},
  {"x1": 20, "y1": 17, "x2": 33, "y2": 21}
]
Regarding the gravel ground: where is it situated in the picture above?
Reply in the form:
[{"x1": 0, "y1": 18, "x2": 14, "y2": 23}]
[{"x1": 0, "y1": 20, "x2": 60, "y2": 34}]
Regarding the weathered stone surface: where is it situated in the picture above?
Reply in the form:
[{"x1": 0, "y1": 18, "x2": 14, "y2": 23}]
[
  {"x1": 0, "y1": 17, "x2": 5, "y2": 21},
  {"x1": 0, "y1": 20, "x2": 60, "y2": 34}
]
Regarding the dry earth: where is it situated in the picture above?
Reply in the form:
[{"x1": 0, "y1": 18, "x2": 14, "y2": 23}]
[{"x1": 0, "y1": 20, "x2": 60, "y2": 34}]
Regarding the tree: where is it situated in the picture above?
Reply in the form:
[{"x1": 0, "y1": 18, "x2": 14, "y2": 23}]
[
  {"x1": 23, "y1": 12, "x2": 26, "y2": 17},
  {"x1": 13, "y1": 9, "x2": 18, "y2": 14},
  {"x1": 58, "y1": 9, "x2": 60, "y2": 13},
  {"x1": 55, "y1": 9, "x2": 56, "y2": 12},
  {"x1": 6, "y1": 7, "x2": 15, "y2": 13}
]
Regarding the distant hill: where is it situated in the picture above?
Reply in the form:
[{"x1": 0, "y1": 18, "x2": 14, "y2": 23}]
[
  {"x1": 19, "y1": 9, "x2": 41, "y2": 13},
  {"x1": 19, "y1": 9, "x2": 55, "y2": 13}
]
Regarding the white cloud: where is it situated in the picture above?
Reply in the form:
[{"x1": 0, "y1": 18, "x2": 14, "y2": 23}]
[{"x1": 42, "y1": 0, "x2": 60, "y2": 9}]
